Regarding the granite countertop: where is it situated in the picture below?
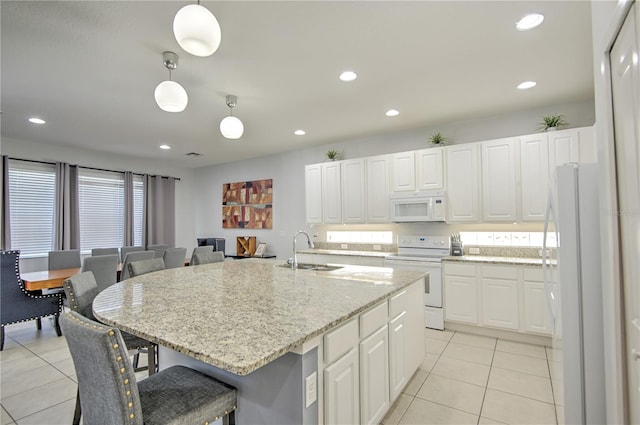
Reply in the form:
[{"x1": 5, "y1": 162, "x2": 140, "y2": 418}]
[
  {"x1": 297, "y1": 248, "x2": 392, "y2": 258},
  {"x1": 93, "y1": 259, "x2": 425, "y2": 376},
  {"x1": 443, "y1": 255, "x2": 556, "y2": 266}
]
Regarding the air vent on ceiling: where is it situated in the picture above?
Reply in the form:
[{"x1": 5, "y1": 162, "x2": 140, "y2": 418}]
[{"x1": 185, "y1": 152, "x2": 202, "y2": 157}]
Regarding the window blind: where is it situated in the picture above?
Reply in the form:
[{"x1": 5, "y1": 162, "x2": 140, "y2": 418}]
[
  {"x1": 133, "y1": 175, "x2": 143, "y2": 246},
  {"x1": 8, "y1": 160, "x2": 56, "y2": 257},
  {"x1": 78, "y1": 169, "x2": 125, "y2": 252}
]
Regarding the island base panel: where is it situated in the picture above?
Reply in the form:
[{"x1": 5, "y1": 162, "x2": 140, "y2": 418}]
[{"x1": 159, "y1": 346, "x2": 319, "y2": 425}]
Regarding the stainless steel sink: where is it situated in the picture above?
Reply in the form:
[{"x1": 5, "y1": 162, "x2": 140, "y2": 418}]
[{"x1": 276, "y1": 263, "x2": 343, "y2": 271}]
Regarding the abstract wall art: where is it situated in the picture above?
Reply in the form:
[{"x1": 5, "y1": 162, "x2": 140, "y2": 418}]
[{"x1": 222, "y1": 179, "x2": 273, "y2": 229}]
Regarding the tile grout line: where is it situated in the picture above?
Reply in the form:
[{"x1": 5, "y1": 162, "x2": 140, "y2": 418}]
[
  {"x1": 545, "y1": 345, "x2": 560, "y2": 425},
  {"x1": 476, "y1": 336, "x2": 497, "y2": 425}
]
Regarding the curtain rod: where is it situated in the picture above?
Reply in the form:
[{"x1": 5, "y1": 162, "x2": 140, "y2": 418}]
[{"x1": 8, "y1": 157, "x2": 181, "y2": 181}]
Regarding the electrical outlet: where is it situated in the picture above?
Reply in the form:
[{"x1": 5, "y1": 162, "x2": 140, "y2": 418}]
[
  {"x1": 373, "y1": 244, "x2": 382, "y2": 251},
  {"x1": 340, "y1": 244, "x2": 348, "y2": 249},
  {"x1": 305, "y1": 372, "x2": 317, "y2": 407},
  {"x1": 469, "y1": 247, "x2": 480, "y2": 255}
]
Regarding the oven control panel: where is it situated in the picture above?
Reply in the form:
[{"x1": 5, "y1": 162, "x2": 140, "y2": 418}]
[{"x1": 397, "y1": 235, "x2": 450, "y2": 250}]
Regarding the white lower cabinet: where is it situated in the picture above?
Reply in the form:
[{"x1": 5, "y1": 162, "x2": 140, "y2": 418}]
[
  {"x1": 444, "y1": 262, "x2": 553, "y2": 336},
  {"x1": 522, "y1": 268, "x2": 553, "y2": 335},
  {"x1": 388, "y1": 312, "x2": 407, "y2": 400},
  {"x1": 444, "y1": 264, "x2": 478, "y2": 324},
  {"x1": 360, "y1": 326, "x2": 389, "y2": 425},
  {"x1": 321, "y1": 279, "x2": 425, "y2": 425},
  {"x1": 325, "y1": 347, "x2": 360, "y2": 425},
  {"x1": 481, "y1": 266, "x2": 519, "y2": 330}
]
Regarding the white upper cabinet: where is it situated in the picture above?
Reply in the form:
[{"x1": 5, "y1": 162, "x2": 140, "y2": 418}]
[
  {"x1": 446, "y1": 143, "x2": 481, "y2": 222},
  {"x1": 366, "y1": 155, "x2": 391, "y2": 223},
  {"x1": 322, "y1": 161, "x2": 342, "y2": 224},
  {"x1": 391, "y1": 152, "x2": 416, "y2": 192},
  {"x1": 548, "y1": 129, "x2": 580, "y2": 168},
  {"x1": 341, "y1": 159, "x2": 366, "y2": 224},
  {"x1": 416, "y1": 147, "x2": 445, "y2": 190},
  {"x1": 481, "y1": 138, "x2": 518, "y2": 222},
  {"x1": 305, "y1": 164, "x2": 322, "y2": 224},
  {"x1": 520, "y1": 134, "x2": 550, "y2": 221}
]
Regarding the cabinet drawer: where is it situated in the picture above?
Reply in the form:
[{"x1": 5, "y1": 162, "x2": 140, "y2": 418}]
[
  {"x1": 389, "y1": 290, "x2": 409, "y2": 318},
  {"x1": 481, "y1": 265, "x2": 517, "y2": 279},
  {"x1": 444, "y1": 263, "x2": 476, "y2": 277},
  {"x1": 324, "y1": 318, "x2": 359, "y2": 364},
  {"x1": 360, "y1": 301, "x2": 388, "y2": 338},
  {"x1": 523, "y1": 268, "x2": 543, "y2": 282}
]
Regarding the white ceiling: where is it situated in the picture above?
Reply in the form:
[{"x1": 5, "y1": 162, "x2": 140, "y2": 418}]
[{"x1": 1, "y1": 1, "x2": 594, "y2": 168}]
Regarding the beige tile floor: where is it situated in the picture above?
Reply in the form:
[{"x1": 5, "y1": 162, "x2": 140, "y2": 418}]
[{"x1": 1, "y1": 321, "x2": 562, "y2": 425}]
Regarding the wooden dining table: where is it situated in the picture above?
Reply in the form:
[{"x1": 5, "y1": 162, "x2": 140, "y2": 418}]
[{"x1": 22, "y1": 264, "x2": 124, "y2": 292}]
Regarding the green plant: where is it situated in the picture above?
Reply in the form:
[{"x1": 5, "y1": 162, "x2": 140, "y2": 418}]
[
  {"x1": 326, "y1": 149, "x2": 340, "y2": 160},
  {"x1": 428, "y1": 132, "x2": 447, "y2": 145},
  {"x1": 540, "y1": 114, "x2": 569, "y2": 130}
]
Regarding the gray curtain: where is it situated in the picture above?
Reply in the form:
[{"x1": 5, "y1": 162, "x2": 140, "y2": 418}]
[
  {"x1": 143, "y1": 175, "x2": 175, "y2": 248},
  {"x1": 54, "y1": 162, "x2": 80, "y2": 249},
  {"x1": 123, "y1": 171, "x2": 134, "y2": 246},
  {"x1": 1, "y1": 156, "x2": 10, "y2": 250}
]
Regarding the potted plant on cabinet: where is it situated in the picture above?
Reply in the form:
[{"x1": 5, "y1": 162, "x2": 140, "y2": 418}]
[
  {"x1": 540, "y1": 114, "x2": 569, "y2": 132},
  {"x1": 326, "y1": 149, "x2": 341, "y2": 161},
  {"x1": 428, "y1": 132, "x2": 447, "y2": 146}
]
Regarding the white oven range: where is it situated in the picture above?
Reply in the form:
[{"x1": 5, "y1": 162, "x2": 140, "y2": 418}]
[{"x1": 384, "y1": 235, "x2": 450, "y2": 330}]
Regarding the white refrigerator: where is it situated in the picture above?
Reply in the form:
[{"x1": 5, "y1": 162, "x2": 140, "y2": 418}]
[{"x1": 543, "y1": 163, "x2": 606, "y2": 424}]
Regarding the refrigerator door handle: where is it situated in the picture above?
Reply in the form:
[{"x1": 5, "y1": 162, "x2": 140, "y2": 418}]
[{"x1": 543, "y1": 182, "x2": 559, "y2": 329}]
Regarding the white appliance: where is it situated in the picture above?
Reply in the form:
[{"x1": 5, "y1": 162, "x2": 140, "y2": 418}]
[
  {"x1": 543, "y1": 163, "x2": 606, "y2": 424},
  {"x1": 385, "y1": 235, "x2": 450, "y2": 330},
  {"x1": 390, "y1": 191, "x2": 446, "y2": 222}
]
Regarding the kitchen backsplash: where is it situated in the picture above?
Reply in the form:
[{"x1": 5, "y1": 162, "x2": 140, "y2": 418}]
[
  {"x1": 313, "y1": 242, "x2": 397, "y2": 252},
  {"x1": 461, "y1": 245, "x2": 551, "y2": 258}
]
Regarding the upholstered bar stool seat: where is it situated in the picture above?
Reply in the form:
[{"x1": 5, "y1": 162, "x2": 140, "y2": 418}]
[{"x1": 60, "y1": 311, "x2": 237, "y2": 425}]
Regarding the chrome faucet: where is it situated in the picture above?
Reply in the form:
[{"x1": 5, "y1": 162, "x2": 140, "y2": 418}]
[{"x1": 292, "y1": 230, "x2": 314, "y2": 269}]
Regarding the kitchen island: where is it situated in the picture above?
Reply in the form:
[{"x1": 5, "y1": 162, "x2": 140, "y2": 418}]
[{"x1": 93, "y1": 258, "x2": 427, "y2": 425}]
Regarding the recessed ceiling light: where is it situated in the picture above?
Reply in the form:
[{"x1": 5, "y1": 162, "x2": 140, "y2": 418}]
[
  {"x1": 516, "y1": 13, "x2": 544, "y2": 31},
  {"x1": 294, "y1": 129, "x2": 306, "y2": 136},
  {"x1": 385, "y1": 109, "x2": 400, "y2": 117},
  {"x1": 28, "y1": 117, "x2": 45, "y2": 124},
  {"x1": 159, "y1": 144, "x2": 171, "y2": 150},
  {"x1": 339, "y1": 71, "x2": 357, "y2": 82},
  {"x1": 517, "y1": 81, "x2": 537, "y2": 90}
]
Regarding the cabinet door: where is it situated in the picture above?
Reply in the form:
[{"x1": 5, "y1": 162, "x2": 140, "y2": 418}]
[
  {"x1": 325, "y1": 347, "x2": 360, "y2": 425},
  {"x1": 480, "y1": 265, "x2": 519, "y2": 330},
  {"x1": 520, "y1": 135, "x2": 550, "y2": 221},
  {"x1": 548, "y1": 129, "x2": 580, "y2": 168},
  {"x1": 360, "y1": 326, "x2": 390, "y2": 425},
  {"x1": 305, "y1": 164, "x2": 323, "y2": 224},
  {"x1": 391, "y1": 152, "x2": 416, "y2": 192},
  {"x1": 481, "y1": 138, "x2": 518, "y2": 222},
  {"x1": 388, "y1": 312, "x2": 407, "y2": 401},
  {"x1": 322, "y1": 162, "x2": 342, "y2": 223},
  {"x1": 342, "y1": 159, "x2": 366, "y2": 223},
  {"x1": 446, "y1": 144, "x2": 480, "y2": 222},
  {"x1": 444, "y1": 275, "x2": 478, "y2": 324},
  {"x1": 523, "y1": 282, "x2": 553, "y2": 335},
  {"x1": 366, "y1": 155, "x2": 391, "y2": 222},
  {"x1": 416, "y1": 148, "x2": 444, "y2": 190}
]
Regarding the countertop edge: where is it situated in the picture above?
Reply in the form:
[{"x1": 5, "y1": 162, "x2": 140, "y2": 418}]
[{"x1": 442, "y1": 255, "x2": 555, "y2": 266}]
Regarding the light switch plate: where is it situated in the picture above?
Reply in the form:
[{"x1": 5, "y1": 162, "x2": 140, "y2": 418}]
[
  {"x1": 305, "y1": 372, "x2": 317, "y2": 407},
  {"x1": 340, "y1": 244, "x2": 348, "y2": 249},
  {"x1": 373, "y1": 244, "x2": 382, "y2": 251},
  {"x1": 469, "y1": 247, "x2": 480, "y2": 255}
]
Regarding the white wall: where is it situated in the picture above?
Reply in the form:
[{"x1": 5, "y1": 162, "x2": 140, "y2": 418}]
[
  {"x1": 194, "y1": 99, "x2": 595, "y2": 259},
  {"x1": 2, "y1": 136, "x2": 196, "y2": 272}
]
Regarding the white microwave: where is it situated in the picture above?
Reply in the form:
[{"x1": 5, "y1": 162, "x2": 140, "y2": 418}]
[{"x1": 390, "y1": 191, "x2": 446, "y2": 222}]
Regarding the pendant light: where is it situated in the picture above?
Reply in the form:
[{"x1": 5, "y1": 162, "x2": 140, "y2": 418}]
[
  {"x1": 220, "y1": 95, "x2": 244, "y2": 139},
  {"x1": 154, "y1": 51, "x2": 188, "y2": 113},
  {"x1": 173, "y1": 1, "x2": 221, "y2": 57}
]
